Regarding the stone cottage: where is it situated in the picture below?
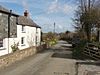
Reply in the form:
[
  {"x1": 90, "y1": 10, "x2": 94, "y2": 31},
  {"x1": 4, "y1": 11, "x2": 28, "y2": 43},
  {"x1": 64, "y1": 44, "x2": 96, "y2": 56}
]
[{"x1": 0, "y1": 5, "x2": 41, "y2": 56}]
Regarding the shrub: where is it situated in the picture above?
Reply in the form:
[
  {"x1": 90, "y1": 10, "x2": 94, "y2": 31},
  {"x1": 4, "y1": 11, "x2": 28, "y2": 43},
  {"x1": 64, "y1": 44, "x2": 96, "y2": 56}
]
[
  {"x1": 11, "y1": 42, "x2": 19, "y2": 52},
  {"x1": 72, "y1": 40, "x2": 87, "y2": 59}
]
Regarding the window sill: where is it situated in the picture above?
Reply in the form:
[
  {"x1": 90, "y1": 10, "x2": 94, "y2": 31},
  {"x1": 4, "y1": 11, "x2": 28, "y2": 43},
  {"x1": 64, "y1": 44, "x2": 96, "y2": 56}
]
[
  {"x1": 0, "y1": 47, "x2": 6, "y2": 50},
  {"x1": 21, "y1": 44, "x2": 25, "y2": 46},
  {"x1": 22, "y1": 31, "x2": 26, "y2": 33}
]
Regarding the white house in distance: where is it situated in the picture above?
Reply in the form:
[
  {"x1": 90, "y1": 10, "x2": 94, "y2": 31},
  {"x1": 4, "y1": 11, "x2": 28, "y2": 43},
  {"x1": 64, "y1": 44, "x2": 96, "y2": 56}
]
[{"x1": 0, "y1": 5, "x2": 41, "y2": 56}]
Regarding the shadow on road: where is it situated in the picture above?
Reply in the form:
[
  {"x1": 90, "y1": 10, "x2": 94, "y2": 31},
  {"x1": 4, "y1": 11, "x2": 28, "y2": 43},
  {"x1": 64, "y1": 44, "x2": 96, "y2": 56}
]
[
  {"x1": 52, "y1": 53, "x2": 72, "y2": 59},
  {"x1": 51, "y1": 41, "x2": 95, "y2": 61},
  {"x1": 51, "y1": 41, "x2": 100, "y2": 75},
  {"x1": 51, "y1": 42, "x2": 73, "y2": 59}
]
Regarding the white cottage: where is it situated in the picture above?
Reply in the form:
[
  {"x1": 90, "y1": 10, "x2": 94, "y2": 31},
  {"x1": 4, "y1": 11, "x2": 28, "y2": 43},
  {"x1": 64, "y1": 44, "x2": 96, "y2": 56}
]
[{"x1": 0, "y1": 6, "x2": 41, "y2": 56}]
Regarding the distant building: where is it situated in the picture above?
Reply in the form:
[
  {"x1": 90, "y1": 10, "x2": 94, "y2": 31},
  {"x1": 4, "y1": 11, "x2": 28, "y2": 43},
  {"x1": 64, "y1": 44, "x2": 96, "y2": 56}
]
[{"x1": 0, "y1": 6, "x2": 41, "y2": 56}]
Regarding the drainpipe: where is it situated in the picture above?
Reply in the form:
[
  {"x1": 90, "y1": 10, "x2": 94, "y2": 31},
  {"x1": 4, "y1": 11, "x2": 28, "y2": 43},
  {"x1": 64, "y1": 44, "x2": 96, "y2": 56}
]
[{"x1": 8, "y1": 10, "x2": 12, "y2": 53}]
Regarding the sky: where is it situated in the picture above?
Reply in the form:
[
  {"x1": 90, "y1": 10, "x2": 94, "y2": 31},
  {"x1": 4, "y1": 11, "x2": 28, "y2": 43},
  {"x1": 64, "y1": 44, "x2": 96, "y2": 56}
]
[{"x1": 0, "y1": 0, "x2": 78, "y2": 33}]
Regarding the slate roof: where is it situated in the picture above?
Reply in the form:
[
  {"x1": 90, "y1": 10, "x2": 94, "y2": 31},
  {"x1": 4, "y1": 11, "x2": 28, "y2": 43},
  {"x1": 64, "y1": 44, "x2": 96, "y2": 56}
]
[
  {"x1": 0, "y1": 5, "x2": 41, "y2": 28},
  {"x1": 18, "y1": 16, "x2": 41, "y2": 28},
  {"x1": 0, "y1": 5, "x2": 19, "y2": 17}
]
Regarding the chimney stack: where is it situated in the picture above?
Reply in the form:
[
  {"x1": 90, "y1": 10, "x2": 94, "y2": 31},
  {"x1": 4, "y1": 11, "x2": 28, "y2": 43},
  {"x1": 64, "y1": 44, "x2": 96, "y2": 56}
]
[{"x1": 24, "y1": 10, "x2": 28, "y2": 17}]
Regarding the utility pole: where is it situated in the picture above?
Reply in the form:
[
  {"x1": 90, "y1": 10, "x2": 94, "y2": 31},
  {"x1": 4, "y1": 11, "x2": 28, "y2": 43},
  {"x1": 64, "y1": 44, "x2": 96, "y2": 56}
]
[{"x1": 54, "y1": 22, "x2": 55, "y2": 34}]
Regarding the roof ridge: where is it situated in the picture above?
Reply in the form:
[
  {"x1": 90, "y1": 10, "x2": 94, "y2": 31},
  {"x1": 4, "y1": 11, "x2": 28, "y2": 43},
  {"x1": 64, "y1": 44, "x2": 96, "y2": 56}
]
[{"x1": 18, "y1": 16, "x2": 41, "y2": 28}]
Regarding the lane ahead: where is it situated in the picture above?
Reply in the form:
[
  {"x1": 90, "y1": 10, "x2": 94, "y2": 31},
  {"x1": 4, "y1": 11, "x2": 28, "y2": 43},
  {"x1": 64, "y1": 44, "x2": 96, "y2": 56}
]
[{"x1": 0, "y1": 41, "x2": 76, "y2": 75}]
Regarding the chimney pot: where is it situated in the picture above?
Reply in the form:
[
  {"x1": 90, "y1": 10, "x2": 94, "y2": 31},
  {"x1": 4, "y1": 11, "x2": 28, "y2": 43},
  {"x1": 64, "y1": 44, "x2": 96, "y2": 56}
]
[{"x1": 24, "y1": 10, "x2": 28, "y2": 17}]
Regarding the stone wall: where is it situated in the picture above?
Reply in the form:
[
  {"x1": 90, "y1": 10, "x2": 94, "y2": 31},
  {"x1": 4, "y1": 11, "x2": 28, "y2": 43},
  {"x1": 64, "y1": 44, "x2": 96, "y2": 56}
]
[
  {"x1": 76, "y1": 62, "x2": 100, "y2": 75},
  {"x1": 37, "y1": 44, "x2": 47, "y2": 52},
  {"x1": 0, "y1": 46, "x2": 36, "y2": 69},
  {"x1": 0, "y1": 44, "x2": 47, "y2": 69}
]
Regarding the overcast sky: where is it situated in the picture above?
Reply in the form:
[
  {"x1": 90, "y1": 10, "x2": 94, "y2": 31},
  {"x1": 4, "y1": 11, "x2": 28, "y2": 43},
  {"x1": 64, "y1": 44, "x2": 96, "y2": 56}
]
[{"x1": 0, "y1": 0, "x2": 78, "y2": 33}]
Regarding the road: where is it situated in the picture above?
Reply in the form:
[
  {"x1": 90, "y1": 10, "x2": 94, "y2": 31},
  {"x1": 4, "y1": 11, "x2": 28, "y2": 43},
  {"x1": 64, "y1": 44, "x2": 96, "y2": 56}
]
[
  {"x1": 34, "y1": 41, "x2": 76, "y2": 75},
  {"x1": 0, "y1": 41, "x2": 76, "y2": 75}
]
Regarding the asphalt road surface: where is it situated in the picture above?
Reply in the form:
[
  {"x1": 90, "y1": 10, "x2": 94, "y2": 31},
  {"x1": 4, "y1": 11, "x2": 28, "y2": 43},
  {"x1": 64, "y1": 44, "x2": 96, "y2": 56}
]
[{"x1": 0, "y1": 41, "x2": 76, "y2": 75}]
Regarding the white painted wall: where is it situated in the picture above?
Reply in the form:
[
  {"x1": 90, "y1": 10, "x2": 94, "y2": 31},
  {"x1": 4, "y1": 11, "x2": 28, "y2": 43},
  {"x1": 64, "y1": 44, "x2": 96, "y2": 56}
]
[
  {"x1": 36, "y1": 28, "x2": 41, "y2": 46},
  {"x1": 0, "y1": 25, "x2": 41, "y2": 56},
  {"x1": 0, "y1": 38, "x2": 18, "y2": 56},
  {"x1": 25, "y1": 26, "x2": 37, "y2": 47},
  {"x1": 15, "y1": 25, "x2": 37, "y2": 50}
]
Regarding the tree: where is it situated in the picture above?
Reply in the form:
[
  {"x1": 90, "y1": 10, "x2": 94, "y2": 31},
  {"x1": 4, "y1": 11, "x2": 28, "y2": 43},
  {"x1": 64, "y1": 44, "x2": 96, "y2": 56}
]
[
  {"x1": 73, "y1": 0, "x2": 100, "y2": 41},
  {"x1": 42, "y1": 32, "x2": 57, "y2": 47}
]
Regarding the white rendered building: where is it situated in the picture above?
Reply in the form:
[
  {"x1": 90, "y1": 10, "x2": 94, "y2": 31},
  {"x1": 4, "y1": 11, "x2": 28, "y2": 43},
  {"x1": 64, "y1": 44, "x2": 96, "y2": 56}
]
[{"x1": 0, "y1": 6, "x2": 41, "y2": 56}]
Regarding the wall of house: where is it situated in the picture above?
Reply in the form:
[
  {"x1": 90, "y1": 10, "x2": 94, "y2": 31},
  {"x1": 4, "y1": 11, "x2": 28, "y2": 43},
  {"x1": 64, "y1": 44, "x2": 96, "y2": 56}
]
[
  {"x1": 17, "y1": 25, "x2": 37, "y2": 50},
  {"x1": 0, "y1": 25, "x2": 41, "y2": 56},
  {"x1": 0, "y1": 12, "x2": 17, "y2": 38},
  {"x1": 36, "y1": 28, "x2": 41, "y2": 46},
  {"x1": 0, "y1": 8, "x2": 41, "y2": 56},
  {"x1": 26, "y1": 26, "x2": 37, "y2": 47},
  {"x1": 0, "y1": 38, "x2": 18, "y2": 56},
  {"x1": 0, "y1": 12, "x2": 17, "y2": 56},
  {"x1": 17, "y1": 25, "x2": 28, "y2": 50},
  {"x1": 0, "y1": 13, "x2": 8, "y2": 38}
]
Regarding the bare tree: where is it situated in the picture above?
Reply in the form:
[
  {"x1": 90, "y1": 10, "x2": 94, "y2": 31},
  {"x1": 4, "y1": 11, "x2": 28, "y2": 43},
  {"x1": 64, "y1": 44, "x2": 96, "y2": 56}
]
[{"x1": 73, "y1": 0, "x2": 100, "y2": 41}]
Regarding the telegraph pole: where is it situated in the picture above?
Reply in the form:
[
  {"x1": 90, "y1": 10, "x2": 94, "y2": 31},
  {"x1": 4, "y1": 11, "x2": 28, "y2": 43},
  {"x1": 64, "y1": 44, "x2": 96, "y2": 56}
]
[{"x1": 54, "y1": 22, "x2": 55, "y2": 34}]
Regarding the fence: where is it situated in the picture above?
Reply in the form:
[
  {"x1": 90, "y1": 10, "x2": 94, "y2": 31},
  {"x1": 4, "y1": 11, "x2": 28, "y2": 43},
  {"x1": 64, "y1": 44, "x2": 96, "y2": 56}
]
[{"x1": 83, "y1": 43, "x2": 100, "y2": 60}]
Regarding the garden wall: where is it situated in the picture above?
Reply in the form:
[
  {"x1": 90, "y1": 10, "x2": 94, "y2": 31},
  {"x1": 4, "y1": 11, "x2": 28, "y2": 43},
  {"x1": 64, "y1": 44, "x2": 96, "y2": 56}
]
[{"x1": 0, "y1": 44, "x2": 47, "y2": 69}]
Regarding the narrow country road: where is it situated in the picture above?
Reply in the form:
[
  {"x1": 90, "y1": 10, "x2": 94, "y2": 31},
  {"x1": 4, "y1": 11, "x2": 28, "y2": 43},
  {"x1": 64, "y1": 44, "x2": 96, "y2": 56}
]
[
  {"x1": 34, "y1": 41, "x2": 76, "y2": 75},
  {"x1": 0, "y1": 41, "x2": 76, "y2": 75}
]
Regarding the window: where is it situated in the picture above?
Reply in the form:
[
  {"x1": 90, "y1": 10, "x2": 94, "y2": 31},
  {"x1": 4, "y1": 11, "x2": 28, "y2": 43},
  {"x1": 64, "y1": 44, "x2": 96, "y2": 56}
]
[
  {"x1": 21, "y1": 37, "x2": 25, "y2": 45},
  {"x1": 0, "y1": 39, "x2": 3, "y2": 47},
  {"x1": 22, "y1": 25, "x2": 25, "y2": 32},
  {"x1": 0, "y1": 13, "x2": 2, "y2": 16},
  {"x1": 36, "y1": 36, "x2": 38, "y2": 45},
  {"x1": 36, "y1": 29, "x2": 38, "y2": 34},
  {"x1": 36, "y1": 30, "x2": 38, "y2": 34}
]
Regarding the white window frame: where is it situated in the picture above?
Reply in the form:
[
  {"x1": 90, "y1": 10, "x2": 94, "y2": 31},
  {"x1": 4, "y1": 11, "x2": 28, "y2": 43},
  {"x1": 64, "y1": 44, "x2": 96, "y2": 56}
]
[
  {"x1": 0, "y1": 38, "x2": 5, "y2": 50},
  {"x1": 22, "y1": 25, "x2": 25, "y2": 33},
  {"x1": 0, "y1": 39, "x2": 3, "y2": 48},
  {"x1": 0, "y1": 13, "x2": 2, "y2": 16},
  {"x1": 21, "y1": 37, "x2": 25, "y2": 46}
]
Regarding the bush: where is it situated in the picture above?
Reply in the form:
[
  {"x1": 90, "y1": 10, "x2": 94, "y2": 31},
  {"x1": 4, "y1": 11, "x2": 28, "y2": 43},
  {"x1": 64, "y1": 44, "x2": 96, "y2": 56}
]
[
  {"x1": 11, "y1": 42, "x2": 19, "y2": 52},
  {"x1": 72, "y1": 40, "x2": 87, "y2": 59},
  {"x1": 49, "y1": 39, "x2": 57, "y2": 46}
]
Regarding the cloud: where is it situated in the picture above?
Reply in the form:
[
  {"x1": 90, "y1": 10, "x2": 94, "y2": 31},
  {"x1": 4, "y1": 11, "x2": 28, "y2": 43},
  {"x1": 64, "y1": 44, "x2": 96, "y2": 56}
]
[
  {"x1": 0, "y1": 0, "x2": 76, "y2": 32},
  {"x1": 57, "y1": 25, "x2": 63, "y2": 30},
  {"x1": 0, "y1": 0, "x2": 13, "y2": 2},
  {"x1": 47, "y1": 0, "x2": 76, "y2": 15},
  {"x1": 0, "y1": 0, "x2": 29, "y2": 10},
  {"x1": 0, "y1": 0, "x2": 21, "y2": 4},
  {"x1": 47, "y1": 0, "x2": 60, "y2": 14},
  {"x1": 22, "y1": 0, "x2": 29, "y2": 10},
  {"x1": 62, "y1": 4, "x2": 73, "y2": 13}
]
